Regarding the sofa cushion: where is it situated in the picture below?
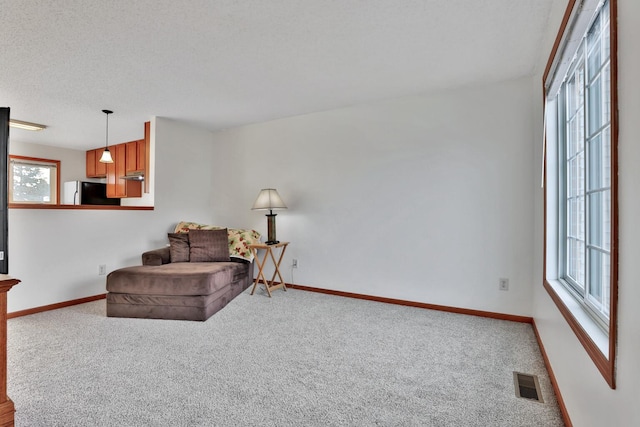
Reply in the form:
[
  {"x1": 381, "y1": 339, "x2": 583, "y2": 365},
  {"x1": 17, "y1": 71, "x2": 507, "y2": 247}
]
[
  {"x1": 106, "y1": 285, "x2": 235, "y2": 321},
  {"x1": 142, "y1": 247, "x2": 171, "y2": 266},
  {"x1": 107, "y1": 285, "x2": 228, "y2": 308},
  {"x1": 106, "y1": 262, "x2": 248, "y2": 296},
  {"x1": 174, "y1": 221, "x2": 261, "y2": 262},
  {"x1": 168, "y1": 233, "x2": 190, "y2": 262},
  {"x1": 189, "y1": 229, "x2": 230, "y2": 262}
]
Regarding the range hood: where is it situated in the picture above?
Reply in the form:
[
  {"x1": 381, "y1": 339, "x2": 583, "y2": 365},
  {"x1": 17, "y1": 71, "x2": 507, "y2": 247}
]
[{"x1": 120, "y1": 172, "x2": 144, "y2": 181}]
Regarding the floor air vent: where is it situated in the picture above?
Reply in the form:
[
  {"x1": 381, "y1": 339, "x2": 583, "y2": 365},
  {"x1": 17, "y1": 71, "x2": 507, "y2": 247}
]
[{"x1": 513, "y1": 372, "x2": 544, "y2": 403}]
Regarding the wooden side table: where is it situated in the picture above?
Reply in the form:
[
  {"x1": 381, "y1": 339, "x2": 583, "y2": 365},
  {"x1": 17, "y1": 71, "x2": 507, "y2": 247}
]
[{"x1": 249, "y1": 242, "x2": 289, "y2": 297}]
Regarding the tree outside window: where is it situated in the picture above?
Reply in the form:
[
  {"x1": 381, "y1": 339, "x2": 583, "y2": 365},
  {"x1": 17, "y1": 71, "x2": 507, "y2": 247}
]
[{"x1": 9, "y1": 156, "x2": 60, "y2": 205}]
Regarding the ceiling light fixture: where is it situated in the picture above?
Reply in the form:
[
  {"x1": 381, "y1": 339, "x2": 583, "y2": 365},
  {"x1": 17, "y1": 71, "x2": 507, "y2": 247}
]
[
  {"x1": 8, "y1": 119, "x2": 47, "y2": 131},
  {"x1": 99, "y1": 109, "x2": 114, "y2": 164}
]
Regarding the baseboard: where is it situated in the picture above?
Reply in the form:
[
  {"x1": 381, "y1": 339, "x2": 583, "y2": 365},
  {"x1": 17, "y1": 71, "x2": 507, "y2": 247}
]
[
  {"x1": 285, "y1": 283, "x2": 533, "y2": 323},
  {"x1": 531, "y1": 319, "x2": 573, "y2": 427},
  {"x1": 7, "y1": 294, "x2": 106, "y2": 319},
  {"x1": 14, "y1": 283, "x2": 532, "y2": 324},
  {"x1": 9, "y1": 285, "x2": 532, "y2": 325}
]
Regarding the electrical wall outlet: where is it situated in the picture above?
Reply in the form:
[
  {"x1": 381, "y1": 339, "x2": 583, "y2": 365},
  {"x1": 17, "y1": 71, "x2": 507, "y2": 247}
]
[
  {"x1": 292, "y1": 259, "x2": 298, "y2": 268},
  {"x1": 98, "y1": 264, "x2": 107, "y2": 276},
  {"x1": 499, "y1": 278, "x2": 509, "y2": 291}
]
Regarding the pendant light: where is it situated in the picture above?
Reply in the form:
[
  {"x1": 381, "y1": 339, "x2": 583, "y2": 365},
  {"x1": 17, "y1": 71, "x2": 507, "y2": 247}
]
[{"x1": 99, "y1": 109, "x2": 114, "y2": 163}]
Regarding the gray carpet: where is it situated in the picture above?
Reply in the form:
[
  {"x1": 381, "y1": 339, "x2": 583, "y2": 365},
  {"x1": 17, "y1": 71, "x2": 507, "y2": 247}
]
[{"x1": 7, "y1": 288, "x2": 563, "y2": 426}]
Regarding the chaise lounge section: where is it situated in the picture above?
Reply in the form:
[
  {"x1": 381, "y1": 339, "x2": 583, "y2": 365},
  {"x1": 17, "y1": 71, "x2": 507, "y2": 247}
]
[{"x1": 106, "y1": 224, "x2": 260, "y2": 321}]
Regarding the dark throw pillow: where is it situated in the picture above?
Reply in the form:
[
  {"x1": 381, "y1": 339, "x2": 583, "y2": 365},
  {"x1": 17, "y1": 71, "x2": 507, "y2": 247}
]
[
  {"x1": 168, "y1": 233, "x2": 190, "y2": 263},
  {"x1": 188, "y1": 229, "x2": 230, "y2": 262}
]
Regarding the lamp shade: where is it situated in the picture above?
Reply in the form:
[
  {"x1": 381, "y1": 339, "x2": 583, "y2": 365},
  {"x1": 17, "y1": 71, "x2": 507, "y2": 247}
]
[
  {"x1": 99, "y1": 148, "x2": 113, "y2": 163},
  {"x1": 251, "y1": 189, "x2": 287, "y2": 210}
]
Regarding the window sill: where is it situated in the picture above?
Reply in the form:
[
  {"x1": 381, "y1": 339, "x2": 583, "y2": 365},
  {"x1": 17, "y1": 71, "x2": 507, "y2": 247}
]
[
  {"x1": 9, "y1": 203, "x2": 153, "y2": 211},
  {"x1": 546, "y1": 279, "x2": 608, "y2": 353},
  {"x1": 544, "y1": 279, "x2": 615, "y2": 388}
]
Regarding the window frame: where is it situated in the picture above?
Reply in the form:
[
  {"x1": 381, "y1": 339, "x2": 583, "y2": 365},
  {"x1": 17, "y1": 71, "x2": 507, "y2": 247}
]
[
  {"x1": 8, "y1": 155, "x2": 61, "y2": 206},
  {"x1": 543, "y1": 0, "x2": 618, "y2": 389}
]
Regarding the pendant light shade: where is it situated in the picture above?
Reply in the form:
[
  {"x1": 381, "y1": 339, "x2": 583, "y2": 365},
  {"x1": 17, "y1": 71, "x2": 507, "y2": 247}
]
[
  {"x1": 99, "y1": 109, "x2": 114, "y2": 164},
  {"x1": 99, "y1": 148, "x2": 113, "y2": 163}
]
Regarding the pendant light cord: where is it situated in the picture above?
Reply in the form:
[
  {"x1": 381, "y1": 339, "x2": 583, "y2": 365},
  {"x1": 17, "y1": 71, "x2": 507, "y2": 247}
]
[
  {"x1": 102, "y1": 109, "x2": 113, "y2": 150},
  {"x1": 105, "y1": 113, "x2": 108, "y2": 149}
]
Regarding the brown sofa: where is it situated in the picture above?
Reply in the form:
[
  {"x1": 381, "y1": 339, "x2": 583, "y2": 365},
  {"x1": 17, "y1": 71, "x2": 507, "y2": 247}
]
[{"x1": 106, "y1": 246, "x2": 254, "y2": 321}]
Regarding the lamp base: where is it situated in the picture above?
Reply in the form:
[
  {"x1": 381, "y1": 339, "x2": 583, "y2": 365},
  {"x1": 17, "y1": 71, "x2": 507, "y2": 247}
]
[{"x1": 266, "y1": 213, "x2": 278, "y2": 245}]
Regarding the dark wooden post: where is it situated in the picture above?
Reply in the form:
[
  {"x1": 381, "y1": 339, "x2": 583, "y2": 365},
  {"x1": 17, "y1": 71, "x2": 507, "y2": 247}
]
[{"x1": 0, "y1": 276, "x2": 20, "y2": 427}]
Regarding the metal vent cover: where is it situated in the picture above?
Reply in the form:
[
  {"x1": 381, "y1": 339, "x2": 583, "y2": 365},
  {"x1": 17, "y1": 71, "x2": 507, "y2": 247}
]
[{"x1": 513, "y1": 372, "x2": 544, "y2": 403}]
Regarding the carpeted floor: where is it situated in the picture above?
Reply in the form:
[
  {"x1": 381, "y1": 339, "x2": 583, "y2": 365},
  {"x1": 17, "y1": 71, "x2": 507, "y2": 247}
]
[{"x1": 7, "y1": 288, "x2": 563, "y2": 426}]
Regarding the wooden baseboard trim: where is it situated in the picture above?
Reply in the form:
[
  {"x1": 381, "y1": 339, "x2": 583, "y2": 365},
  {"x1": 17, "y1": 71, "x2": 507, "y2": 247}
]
[
  {"x1": 286, "y1": 283, "x2": 533, "y2": 323},
  {"x1": 0, "y1": 398, "x2": 15, "y2": 427},
  {"x1": 532, "y1": 319, "x2": 572, "y2": 427},
  {"x1": 7, "y1": 294, "x2": 106, "y2": 319}
]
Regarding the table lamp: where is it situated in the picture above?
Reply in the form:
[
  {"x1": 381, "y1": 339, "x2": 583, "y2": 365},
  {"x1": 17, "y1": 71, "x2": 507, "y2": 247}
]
[{"x1": 252, "y1": 189, "x2": 287, "y2": 244}]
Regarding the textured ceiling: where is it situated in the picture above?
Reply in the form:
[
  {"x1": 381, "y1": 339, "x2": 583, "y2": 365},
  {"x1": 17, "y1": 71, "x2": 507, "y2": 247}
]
[{"x1": 1, "y1": 0, "x2": 558, "y2": 150}]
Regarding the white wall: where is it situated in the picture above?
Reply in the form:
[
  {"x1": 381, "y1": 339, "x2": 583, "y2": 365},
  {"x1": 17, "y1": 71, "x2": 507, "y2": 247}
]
[
  {"x1": 7, "y1": 117, "x2": 216, "y2": 312},
  {"x1": 532, "y1": 0, "x2": 640, "y2": 425},
  {"x1": 9, "y1": 140, "x2": 87, "y2": 186},
  {"x1": 210, "y1": 77, "x2": 536, "y2": 316}
]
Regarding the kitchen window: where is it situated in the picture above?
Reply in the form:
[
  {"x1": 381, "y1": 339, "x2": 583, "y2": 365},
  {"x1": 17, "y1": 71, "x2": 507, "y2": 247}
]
[{"x1": 9, "y1": 155, "x2": 60, "y2": 205}]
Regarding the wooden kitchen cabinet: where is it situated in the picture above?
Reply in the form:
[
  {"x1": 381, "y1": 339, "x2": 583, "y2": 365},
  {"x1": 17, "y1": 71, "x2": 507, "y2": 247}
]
[
  {"x1": 137, "y1": 138, "x2": 146, "y2": 172},
  {"x1": 143, "y1": 121, "x2": 150, "y2": 193},
  {"x1": 86, "y1": 120, "x2": 148, "y2": 198},
  {"x1": 86, "y1": 149, "x2": 96, "y2": 177},
  {"x1": 125, "y1": 139, "x2": 145, "y2": 174},
  {"x1": 86, "y1": 148, "x2": 107, "y2": 178},
  {"x1": 106, "y1": 143, "x2": 142, "y2": 198},
  {"x1": 125, "y1": 141, "x2": 137, "y2": 174}
]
